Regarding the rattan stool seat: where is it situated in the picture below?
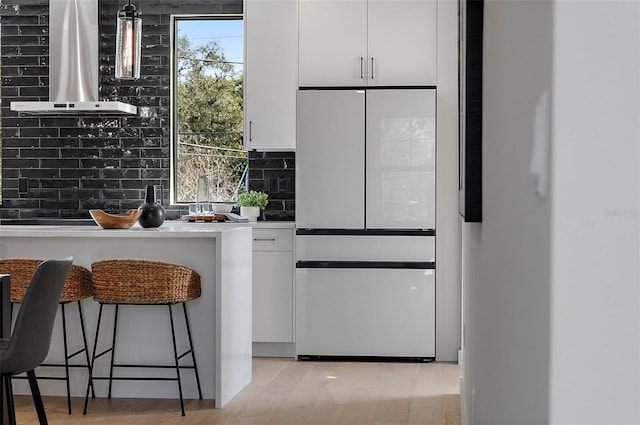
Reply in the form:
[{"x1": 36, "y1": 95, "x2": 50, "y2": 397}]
[
  {"x1": 91, "y1": 259, "x2": 201, "y2": 304},
  {"x1": 0, "y1": 258, "x2": 92, "y2": 302}
]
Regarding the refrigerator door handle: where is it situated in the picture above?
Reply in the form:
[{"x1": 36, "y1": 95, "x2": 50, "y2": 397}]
[
  {"x1": 296, "y1": 261, "x2": 435, "y2": 270},
  {"x1": 370, "y1": 57, "x2": 375, "y2": 80}
]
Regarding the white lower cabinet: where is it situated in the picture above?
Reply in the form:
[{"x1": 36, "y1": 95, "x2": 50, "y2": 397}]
[{"x1": 252, "y1": 227, "x2": 294, "y2": 346}]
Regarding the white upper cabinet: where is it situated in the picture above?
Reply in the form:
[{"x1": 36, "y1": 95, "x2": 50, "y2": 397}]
[
  {"x1": 298, "y1": 0, "x2": 437, "y2": 87},
  {"x1": 298, "y1": 0, "x2": 368, "y2": 87},
  {"x1": 244, "y1": 0, "x2": 297, "y2": 150},
  {"x1": 367, "y1": 0, "x2": 437, "y2": 86}
]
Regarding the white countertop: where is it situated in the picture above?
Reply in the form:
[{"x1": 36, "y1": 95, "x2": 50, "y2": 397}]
[{"x1": 0, "y1": 220, "x2": 295, "y2": 237}]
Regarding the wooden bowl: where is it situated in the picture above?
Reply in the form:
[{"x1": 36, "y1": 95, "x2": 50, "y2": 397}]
[{"x1": 89, "y1": 209, "x2": 141, "y2": 229}]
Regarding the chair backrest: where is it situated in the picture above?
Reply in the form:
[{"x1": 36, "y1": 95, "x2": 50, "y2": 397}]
[{"x1": 0, "y1": 257, "x2": 73, "y2": 375}]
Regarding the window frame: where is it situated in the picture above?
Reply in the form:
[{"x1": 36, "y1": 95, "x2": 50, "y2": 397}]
[{"x1": 169, "y1": 13, "x2": 244, "y2": 206}]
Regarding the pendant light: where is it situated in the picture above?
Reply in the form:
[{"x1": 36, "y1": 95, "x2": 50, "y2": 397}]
[{"x1": 115, "y1": 0, "x2": 142, "y2": 79}]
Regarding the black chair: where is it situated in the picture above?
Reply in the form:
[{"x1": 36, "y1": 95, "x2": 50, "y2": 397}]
[{"x1": 0, "y1": 257, "x2": 73, "y2": 425}]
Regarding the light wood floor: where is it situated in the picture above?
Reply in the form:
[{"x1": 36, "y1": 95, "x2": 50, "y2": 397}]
[{"x1": 12, "y1": 357, "x2": 461, "y2": 425}]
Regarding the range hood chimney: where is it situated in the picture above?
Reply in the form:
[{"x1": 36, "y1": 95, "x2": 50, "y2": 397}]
[{"x1": 10, "y1": 0, "x2": 137, "y2": 115}]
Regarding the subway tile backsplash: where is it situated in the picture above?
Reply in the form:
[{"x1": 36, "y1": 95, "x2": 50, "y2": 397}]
[
  {"x1": 0, "y1": 0, "x2": 294, "y2": 221},
  {"x1": 248, "y1": 151, "x2": 295, "y2": 222}
]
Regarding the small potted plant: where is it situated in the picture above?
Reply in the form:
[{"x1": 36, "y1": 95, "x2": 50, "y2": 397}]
[{"x1": 237, "y1": 190, "x2": 268, "y2": 222}]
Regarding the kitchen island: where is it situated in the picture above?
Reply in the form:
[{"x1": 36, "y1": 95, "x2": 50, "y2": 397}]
[{"x1": 0, "y1": 222, "x2": 252, "y2": 408}]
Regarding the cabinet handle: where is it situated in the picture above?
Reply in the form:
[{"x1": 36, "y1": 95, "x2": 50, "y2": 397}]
[
  {"x1": 360, "y1": 57, "x2": 365, "y2": 79},
  {"x1": 254, "y1": 238, "x2": 276, "y2": 242},
  {"x1": 249, "y1": 121, "x2": 253, "y2": 142},
  {"x1": 370, "y1": 57, "x2": 375, "y2": 80}
]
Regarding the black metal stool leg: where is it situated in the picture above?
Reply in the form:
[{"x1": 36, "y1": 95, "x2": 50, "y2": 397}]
[
  {"x1": 83, "y1": 303, "x2": 104, "y2": 415},
  {"x1": 1, "y1": 375, "x2": 4, "y2": 422},
  {"x1": 4, "y1": 374, "x2": 17, "y2": 425},
  {"x1": 182, "y1": 302, "x2": 203, "y2": 399},
  {"x1": 107, "y1": 304, "x2": 119, "y2": 399},
  {"x1": 77, "y1": 301, "x2": 95, "y2": 399},
  {"x1": 27, "y1": 370, "x2": 48, "y2": 425},
  {"x1": 60, "y1": 303, "x2": 72, "y2": 415},
  {"x1": 169, "y1": 304, "x2": 186, "y2": 416}
]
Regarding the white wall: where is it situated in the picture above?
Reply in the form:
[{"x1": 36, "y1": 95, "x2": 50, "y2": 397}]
[
  {"x1": 549, "y1": 1, "x2": 640, "y2": 423},
  {"x1": 436, "y1": 0, "x2": 463, "y2": 362},
  {"x1": 463, "y1": 1, "x2": 640, "y2": 424},
  {"x1": 462, "y1": 1, "x2": 554, "y2": 424}
]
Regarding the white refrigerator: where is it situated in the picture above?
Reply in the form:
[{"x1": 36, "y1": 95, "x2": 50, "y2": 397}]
[{"x1": 295, "y1": 89, "x2": 436, "y2": 360}]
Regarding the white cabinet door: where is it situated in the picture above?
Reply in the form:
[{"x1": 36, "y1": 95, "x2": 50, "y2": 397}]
[
  {"x1": 367, "y1": 0, "x2": 437, "y2": 86},
  {"x1": 244, "y1": 0, "x2": 297, "y2": 150},
  {"x1": 296, "y1": 90, "x2": 365, "y2": 228},
  {"x1": 253, "y1": 251, "x2": 294, "y2": 342},
  {"x1": 298, "y1": 0, "x2": 367, "y2": 87},
  {"x1": 296, "y1": 267, "x2": 436, "y2": 357},
  {"x1": 365, "y1": 89, "x2": 436, "y2": 229},
  {"x1": 298, "y1": 0, "x2": 437, "y2": 87}
]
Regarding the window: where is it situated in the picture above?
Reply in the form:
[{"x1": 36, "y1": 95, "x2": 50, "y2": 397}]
[{"x1": 170, "y1": 16, "x2": 246, "y2": 205}]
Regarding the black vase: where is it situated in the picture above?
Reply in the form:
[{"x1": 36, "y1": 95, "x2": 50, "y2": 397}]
[{"x1": 138, "y1": 185, "x2": 165, "y2": 228}]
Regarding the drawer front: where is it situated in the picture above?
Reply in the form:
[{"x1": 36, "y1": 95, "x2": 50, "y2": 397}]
[
  {"x1": 252, "y1": 228, "x2": 293, "y2": 252},
  {"x1": 296, "y1": 235, "x2": 435, "y2": 262},
  {"x1": 296, "y1": 268, "x2": 435, "y2": 357}
]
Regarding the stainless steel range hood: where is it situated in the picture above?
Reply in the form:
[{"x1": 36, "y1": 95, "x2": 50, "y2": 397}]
[{"x1": 10, "y1": 0, "x2": 137, "y2": 115}]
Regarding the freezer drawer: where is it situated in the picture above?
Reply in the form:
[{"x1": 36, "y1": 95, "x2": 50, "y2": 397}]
[
  {"x1": 296, "y1": 235, "x2": 435, "y2": 262},
  {"x1": 295, "y1": 267, "x2": 435, "y2": 358}
]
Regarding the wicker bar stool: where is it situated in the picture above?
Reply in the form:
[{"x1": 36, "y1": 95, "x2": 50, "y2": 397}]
[
  {"x1": 83, "y1": 259, "x2": 203, "y2": 416},
  {"x1": 0, "y1": 258, "x2": 93, "y2": 415}
]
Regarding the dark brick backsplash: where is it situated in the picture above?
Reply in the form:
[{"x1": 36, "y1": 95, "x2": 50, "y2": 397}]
[
  {"x1": 1, "y1": 0, "x2": 295, "y2": 221},
  {"x1": 248, "y1": 151, "x2": 295, "y2": 221}
]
